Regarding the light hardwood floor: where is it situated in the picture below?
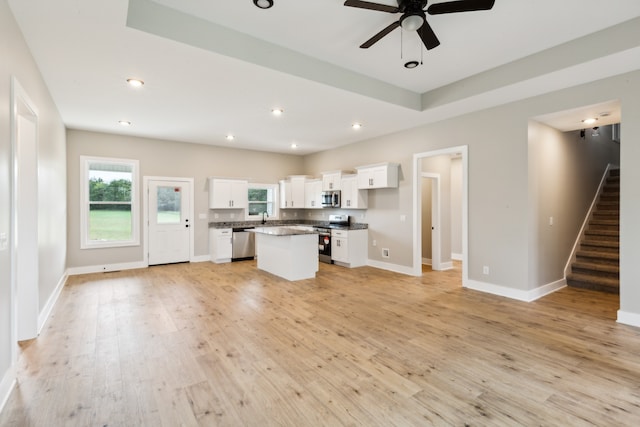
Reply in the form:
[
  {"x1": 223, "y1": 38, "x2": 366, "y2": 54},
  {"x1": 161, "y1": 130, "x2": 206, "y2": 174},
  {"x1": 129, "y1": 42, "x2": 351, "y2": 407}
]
[{"x1": 2, "y1": 261, "x2": 640, "y2": 426}]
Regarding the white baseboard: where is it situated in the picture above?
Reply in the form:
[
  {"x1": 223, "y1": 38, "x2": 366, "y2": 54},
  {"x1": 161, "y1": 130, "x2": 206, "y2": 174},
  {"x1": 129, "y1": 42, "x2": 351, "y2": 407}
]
[
  {"x1": 422, "y1": 258, "x2": 432, "y2": 265},
  {"x1": 38, "y1": 272, "x2": 68, "y2": 334},
  {"x1": 367, "y1": 259, "x2": 418, "y2": 276},
  {"x1": 617, "y1": 310, "x2": 640, "y2": 328},
  {"x1": 439, "y1": 261, "x2": 454, "y2": 271},
  {"x1": 191, "y1": 255, "x2": 211, "y2": 263},
  {"x1": 452, "y1": 253, "x2": 463, "y2": 261},
  {"x1": 465, "y1": 278, "x2": 566, "y2": 302},
  {"x1": 0, "y1": 366, "x2": 16, "y2": 416},
  {"x1": 67, "y1": 261, "x2": 146, "y2": 276}
]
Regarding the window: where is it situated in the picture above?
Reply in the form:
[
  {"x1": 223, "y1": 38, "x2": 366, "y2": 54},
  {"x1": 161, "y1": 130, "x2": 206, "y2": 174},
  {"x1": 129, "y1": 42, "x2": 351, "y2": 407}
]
[
  {"x1": 80, "y1": 156, "x2": 139, "y2": 248},
  {"x1": 246, "y1": 183, "x2": 278, "y2": 220}
]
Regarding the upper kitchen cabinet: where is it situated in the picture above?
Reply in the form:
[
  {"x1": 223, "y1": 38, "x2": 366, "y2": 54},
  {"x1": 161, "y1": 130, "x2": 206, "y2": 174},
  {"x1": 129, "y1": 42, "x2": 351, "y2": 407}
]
[
  {"x1": 356, "y1": 163, "x2": 399, "y2": 189},
  {"x1": 322, "y1": 170, "x2": 354, "y2": 191},
  {"x1": 280, "y1": 176, "x2": 307, "y2": 209},
  {"x1": 304, "y1": 179, "x2": 323, "y2": 209},
  {"x1": 209, "y1": 178, "x2": 248, "y2": 209},
  {"x1": 340, "y1": 175, "x2": 367, "y2": 209}
]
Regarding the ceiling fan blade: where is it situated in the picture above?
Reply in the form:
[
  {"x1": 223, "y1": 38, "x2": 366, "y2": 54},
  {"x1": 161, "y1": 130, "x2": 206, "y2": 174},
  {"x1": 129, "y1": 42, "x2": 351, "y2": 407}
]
[
  {"x1": 360, "y1": 21, "x2": 400, "y2": 48},
  {"x1": 418, "y1": 20, "x2": 440, "y2": 50},
  {"x1": 427, "y1": 0, "x2": 495, "y2": 15},
  {"x1": 344, "y1": 0, "x2": 399, "y2": 14}
]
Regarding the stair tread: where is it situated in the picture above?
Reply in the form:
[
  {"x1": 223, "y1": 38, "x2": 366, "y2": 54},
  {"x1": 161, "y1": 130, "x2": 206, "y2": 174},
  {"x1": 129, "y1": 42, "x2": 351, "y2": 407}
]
[
  {"x1": 567, "y1": 273, "x2": 619, "y2": 287},
  {"x1": 572, "y1": 261, "x2": 619, "y2": 273},
  {"x1": 582, "y1": 240, "x2": 619, "y2": 247},
  {"x1": 576, "y1": 250, "x2": 619, "y2": 260}
]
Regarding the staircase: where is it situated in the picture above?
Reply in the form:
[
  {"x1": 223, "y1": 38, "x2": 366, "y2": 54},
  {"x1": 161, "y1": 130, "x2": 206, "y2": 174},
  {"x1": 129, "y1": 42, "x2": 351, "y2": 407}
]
[{"x1": 567, "y1": 169, "x2": 620, "y2": 294}]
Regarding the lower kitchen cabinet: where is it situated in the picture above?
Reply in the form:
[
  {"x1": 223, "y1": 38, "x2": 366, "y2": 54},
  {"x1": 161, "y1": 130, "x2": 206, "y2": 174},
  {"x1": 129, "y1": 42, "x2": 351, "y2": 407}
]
[
  {"x1": 210, "y1": 228, "x2": 232, "y2": 263},
  {"x1": 331, "y1": 229, "x2": 367, "y2": 268}
]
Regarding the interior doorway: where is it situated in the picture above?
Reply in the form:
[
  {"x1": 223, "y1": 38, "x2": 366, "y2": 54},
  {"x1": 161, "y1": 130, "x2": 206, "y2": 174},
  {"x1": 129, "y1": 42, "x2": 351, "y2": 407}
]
[
  {"x1": 421, "y1": 173, "x2": 441, "y2": 270},
  {"x1": 412, "y1": 146, "x2": 468, "y2": 284},
  {"x1": 11, "y1": 77, "x2": 40, "y2": 343}
]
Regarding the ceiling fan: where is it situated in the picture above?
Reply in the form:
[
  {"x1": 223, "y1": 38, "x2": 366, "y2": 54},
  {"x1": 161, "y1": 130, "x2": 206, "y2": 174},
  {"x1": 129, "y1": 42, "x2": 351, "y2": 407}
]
[{"x1": 344, "y1": 0, "x2": 495, "y2": 50}]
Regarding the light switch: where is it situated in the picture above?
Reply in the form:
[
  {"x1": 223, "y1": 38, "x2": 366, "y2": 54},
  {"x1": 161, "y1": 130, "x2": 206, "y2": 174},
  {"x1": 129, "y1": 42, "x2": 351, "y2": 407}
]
[
  {"x1": 0, "y1": 232, "x2": 7, "y2": 250},
  {"x1": 198, "y1": 213, "x2": 207, "y2": 220},
  {"x1": 400, "y1": 215, "x2": 406, "y2": 222},
  {"x1": 549, "y1": 216, "x2": 554, "y2": 226}
]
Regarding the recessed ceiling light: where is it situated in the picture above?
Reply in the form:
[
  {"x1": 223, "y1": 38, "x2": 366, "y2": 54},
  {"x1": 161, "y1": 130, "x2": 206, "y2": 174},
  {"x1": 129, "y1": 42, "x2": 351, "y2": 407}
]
[
  {"x1": 226, "y1": 134, "x2": 235, "y2": 141},
  {"x1": 291, "y1": 143, "x2": 298, "y2": 149},
  {"x1": 126, "y1": 78, "x2": 144, "y2": 88},
  {"x1": 253, "y1": 0, "x2": 274, "y2": 9},
  {"x1": 352, "y1": 123, "x2": 362, "y2": 130},
  {"x1": 582, "y1": 118, "x2": 598, "y2": 125},
  {"x1": 118, "y1": 120, "x2": 131, "y2": 126},
  {"x1": 404, "y1": 61, "x2": 420, "y2": 69},
  {"x1": 272, "y1": 108, "x2": 284, "y2": 116}
]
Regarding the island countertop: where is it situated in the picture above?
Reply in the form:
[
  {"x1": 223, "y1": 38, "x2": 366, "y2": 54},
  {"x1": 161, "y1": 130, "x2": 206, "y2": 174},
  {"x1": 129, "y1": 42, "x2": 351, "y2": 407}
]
[{"x1": 251, "y1": 226, "x2": 317, "y2": 236}]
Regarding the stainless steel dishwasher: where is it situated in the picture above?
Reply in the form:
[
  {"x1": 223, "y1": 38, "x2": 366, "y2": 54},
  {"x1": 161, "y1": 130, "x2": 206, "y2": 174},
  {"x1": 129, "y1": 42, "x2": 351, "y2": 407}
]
[{"x1": 232, "y1": 227, "x2": 255, "y2": 261}]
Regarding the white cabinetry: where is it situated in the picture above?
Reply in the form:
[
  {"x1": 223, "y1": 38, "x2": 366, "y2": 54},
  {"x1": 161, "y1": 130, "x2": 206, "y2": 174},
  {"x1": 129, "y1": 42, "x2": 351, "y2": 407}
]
[
  {"x1": 356, "y1": 163, "x2": 399, "y2": 189},
  {"x1": 209, "y1": 178, "x2": 248, "y2": 209},
  {"x1": 305, "y1": 179, "x2": 323, "y2": 209},
  {"x1": 210, "y1": 228, "x2": 232, "y2": 263},
  {"x1": 331, "y1": 229, "x2": 367, "y2": 267},
  {"x1": 280, "y1": 176, "x2": 307, "y2": 209},
  {"x1": 322, "y1": 171, "x2": 346, "y2": 191},
  {"x1": 340, "y1": 175, "x2": 367, "y2": 209}
]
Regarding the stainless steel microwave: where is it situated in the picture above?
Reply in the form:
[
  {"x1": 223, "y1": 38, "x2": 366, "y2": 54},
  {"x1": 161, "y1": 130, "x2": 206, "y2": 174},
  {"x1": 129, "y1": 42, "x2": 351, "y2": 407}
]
[{"x1": 321, "y1": 190, "x2": 341, "y2": 208}]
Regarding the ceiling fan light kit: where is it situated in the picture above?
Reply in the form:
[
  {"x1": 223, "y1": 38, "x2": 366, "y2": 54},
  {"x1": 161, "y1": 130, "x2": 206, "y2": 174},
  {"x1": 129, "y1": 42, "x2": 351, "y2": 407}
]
[
  {"x1": 344, "y1": 0, "x2": 495, "y2": 56},
  {"x1": 253, "y1": 0, "x2": 273, "y2": 10}
]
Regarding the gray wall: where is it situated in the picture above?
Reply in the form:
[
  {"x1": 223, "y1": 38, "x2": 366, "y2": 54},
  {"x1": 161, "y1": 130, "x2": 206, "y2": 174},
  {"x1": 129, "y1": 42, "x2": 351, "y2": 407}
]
[
  {"x1": 421, "y1": 177, "x2": 432, "y2": 260},
  {"x1": 528, "y1": 122, "x2": 620, "y2": 288},
  {"x1": 66, "y1": 130, "x2": 305, "y2": 268},
  {"x1": 304, "y1": 71, "x2": 640, "y2": 302},
  {"x1": 1, "y1": 0, "x2": 67, "y2": 396}
]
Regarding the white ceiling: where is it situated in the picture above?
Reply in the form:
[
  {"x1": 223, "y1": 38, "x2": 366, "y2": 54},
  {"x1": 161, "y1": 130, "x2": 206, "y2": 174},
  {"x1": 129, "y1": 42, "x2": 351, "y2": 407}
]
[{"x1": 7, "y1": 0, "x2": 640, "y2": 154}]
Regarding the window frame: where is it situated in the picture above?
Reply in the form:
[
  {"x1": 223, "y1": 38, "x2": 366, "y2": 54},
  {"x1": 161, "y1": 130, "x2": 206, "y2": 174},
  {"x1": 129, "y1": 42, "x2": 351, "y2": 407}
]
[
  {"x1": 245, "y1": 183, "x2": 279, "y2": 221},
  {"x1": 80, "y1": 155, "x2": 140, "y2": 249}
]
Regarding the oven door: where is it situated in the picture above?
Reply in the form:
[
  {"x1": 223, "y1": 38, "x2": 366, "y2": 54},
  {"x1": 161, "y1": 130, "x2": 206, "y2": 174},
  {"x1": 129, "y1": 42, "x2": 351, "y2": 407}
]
[{"x1": 318, "y1": 231, "x2": 332, "y2": 264}]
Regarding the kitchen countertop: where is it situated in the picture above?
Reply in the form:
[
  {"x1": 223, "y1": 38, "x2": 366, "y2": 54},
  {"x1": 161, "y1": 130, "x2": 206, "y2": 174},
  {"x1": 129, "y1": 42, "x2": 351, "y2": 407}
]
[
  {"x1": 251, "y1": 226, "x2": 318, "y2": 236},
  {"x1": 209, "y1": 220, "x2": 368, "y2": 231}
]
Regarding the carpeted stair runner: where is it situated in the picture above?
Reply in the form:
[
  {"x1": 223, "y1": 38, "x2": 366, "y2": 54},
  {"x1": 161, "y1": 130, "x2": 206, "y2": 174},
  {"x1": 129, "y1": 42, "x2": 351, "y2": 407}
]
[{"x1": 567, "y1": 169, "x2": 619, "y2": 294}]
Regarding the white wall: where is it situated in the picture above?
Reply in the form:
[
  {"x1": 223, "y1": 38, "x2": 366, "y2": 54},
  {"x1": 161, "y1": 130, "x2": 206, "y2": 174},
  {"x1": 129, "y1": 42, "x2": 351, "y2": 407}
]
[
  {"x1": 0, "y1": 0, "x2": 67, "y2": 408},
  {"x1": 66, "y1": 130, "x2": 305, "y2": 269}
]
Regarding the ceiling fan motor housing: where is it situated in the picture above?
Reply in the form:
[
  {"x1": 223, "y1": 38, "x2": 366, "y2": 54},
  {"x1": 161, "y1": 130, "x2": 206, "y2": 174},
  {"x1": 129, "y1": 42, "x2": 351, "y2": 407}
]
[{"x1": 397, "y1": 0, "x2": 429, "y2": 13}]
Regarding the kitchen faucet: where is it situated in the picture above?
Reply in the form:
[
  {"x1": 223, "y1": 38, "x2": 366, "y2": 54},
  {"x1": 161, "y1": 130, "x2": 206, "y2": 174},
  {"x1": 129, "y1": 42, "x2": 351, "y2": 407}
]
[{"x1": 261, "y1": 211, "x2": 268, "y2": 224}]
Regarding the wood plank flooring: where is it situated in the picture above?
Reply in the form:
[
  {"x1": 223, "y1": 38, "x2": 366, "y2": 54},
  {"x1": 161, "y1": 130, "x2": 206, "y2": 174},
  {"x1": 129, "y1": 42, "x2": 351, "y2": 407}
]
[{"x1": 2, "y1": 261, "x2": 640, "y2": 426}]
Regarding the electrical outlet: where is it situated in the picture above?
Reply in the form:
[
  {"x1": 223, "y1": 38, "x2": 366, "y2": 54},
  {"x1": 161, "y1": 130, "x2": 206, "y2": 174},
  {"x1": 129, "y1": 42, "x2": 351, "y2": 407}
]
[
  {"x1": 230, "y1": 213, "x2": 235, "y2": 219},
  {"x1": 382, "y1": 248, "x2": 390, "y2": 258},
  {"x1": 198, "y1": 213, "x2": 207, "y2": 220},
  {"x1": 483, "y1": 266, "x2": 490, "y2": 275}
]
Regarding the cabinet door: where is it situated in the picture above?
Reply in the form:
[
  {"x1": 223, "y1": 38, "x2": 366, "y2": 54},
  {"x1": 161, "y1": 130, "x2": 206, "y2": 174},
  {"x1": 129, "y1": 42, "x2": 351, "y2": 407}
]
[
  {"x1": 209, "y1": 179, "x2": 232, "y2": 208},
  {"x1": 322, "y1": 173, "x2": 341, "y2": 191},
  {"x1": 357, "y1": 169, "x2": 373, "y2": 189},
  {"x1": 305, "y1": 180, "x2": 322, "y2": 208},
  {"x1": 230, "y1": 180, "x2": 248, "y2": 209},
  {"x1": 280, "y1": 180, "x2": 291, "y2": 209},
  {"x1": 332, "y1": 237, "x2": 348, "y2": 262},
  {"x1": 217, "y1": 235, "x2": 232, "y2": 259},
  {"x1": 291, "y1": 177, "x2": 305, "y2": 208}
]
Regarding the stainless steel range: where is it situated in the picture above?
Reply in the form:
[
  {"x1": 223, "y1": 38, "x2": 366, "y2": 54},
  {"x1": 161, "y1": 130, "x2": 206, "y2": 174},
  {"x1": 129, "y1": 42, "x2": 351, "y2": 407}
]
[{"x1": 314, "y1": 214, "x2": 349, "y2": 264}]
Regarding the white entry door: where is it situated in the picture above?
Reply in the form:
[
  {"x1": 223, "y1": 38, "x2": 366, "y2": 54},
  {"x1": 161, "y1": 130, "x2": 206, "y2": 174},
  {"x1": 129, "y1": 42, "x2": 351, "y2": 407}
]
[{"x1": 148, "y1": 179, "x2": 191, "y2": 265}]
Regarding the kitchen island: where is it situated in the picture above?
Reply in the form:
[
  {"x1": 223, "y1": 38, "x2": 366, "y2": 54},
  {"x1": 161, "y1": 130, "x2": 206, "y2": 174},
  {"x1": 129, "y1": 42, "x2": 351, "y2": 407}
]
[{"x1": 252, "y1": 226, "x2": 319, "y2": 281}]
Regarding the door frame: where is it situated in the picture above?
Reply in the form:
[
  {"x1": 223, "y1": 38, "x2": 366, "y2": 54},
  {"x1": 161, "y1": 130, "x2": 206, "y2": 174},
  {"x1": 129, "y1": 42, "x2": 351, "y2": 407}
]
[
  {"x1": 412, "y1": 145, "x2": 468, "y2": 284},
  {"x1": 421, "y1": 173, "x2": 442, "y2": 270},
  {"x1": 143, "y1": 176, "x2": 195, "y2": 266},
  {"x1": 11, "y1": 76, "x2": 40, "y2": 349}
]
